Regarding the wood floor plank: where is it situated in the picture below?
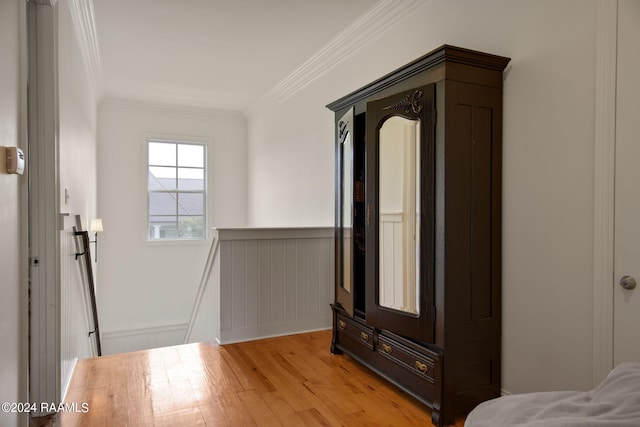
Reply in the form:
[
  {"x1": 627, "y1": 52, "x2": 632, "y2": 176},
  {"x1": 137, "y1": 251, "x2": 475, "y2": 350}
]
[
  {"x1": 296, "y1": 407, "x2": 333, "y2": 427},
  {"x1": 237, "y1": 389, "x2": 281, "y2": 426},
  {"x1": 261, "y1": 391, "x2": 300, "y2": 425},
  {"x1": 217, "y1": 389, "x2": 257, "y2": 426},
  {"x1": 193, "y1": 344, "x2": 245, "y2": 394},
  {"x1": 52, "y1": 330, "x2": 467, "y2": 426}
]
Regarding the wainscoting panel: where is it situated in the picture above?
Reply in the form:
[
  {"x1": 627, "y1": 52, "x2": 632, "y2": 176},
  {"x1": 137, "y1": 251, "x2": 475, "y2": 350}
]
[
  {"x1": 213, "y1": 227, "x2": 334, "y2": 344},
  {"x1": 60, "y1": 217, "x2": 94, "y2": 399},
  {"x1": 379, "y1": 213, "x2": 404, "y2": 309}
]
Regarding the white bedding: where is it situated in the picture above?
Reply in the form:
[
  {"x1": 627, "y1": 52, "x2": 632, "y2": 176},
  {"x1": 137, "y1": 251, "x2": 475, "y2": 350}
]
[{"x1": 465, "y1": 362, "x2": 640, "y2": 427}]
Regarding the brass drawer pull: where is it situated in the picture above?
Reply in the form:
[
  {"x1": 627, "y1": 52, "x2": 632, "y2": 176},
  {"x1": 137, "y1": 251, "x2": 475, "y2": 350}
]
[
  {"x1": 360, "y1": 332, "x2": 369, "y2": 342},
  {"x1": 338, "y1": 320, "x2": 346, "y2": 330},
  {"x1": 381, "y1": 343, "x2": 393, "y2": 354},
  {"x1": 415, "y1": 361, "x2": 428, "y2": 374}
]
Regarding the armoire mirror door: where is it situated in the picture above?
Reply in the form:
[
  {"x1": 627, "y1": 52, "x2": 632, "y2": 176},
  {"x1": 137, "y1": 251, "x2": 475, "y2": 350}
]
[
  {"x1": 366, "y1": 85, "x2": 435, "y2": 342},
  {"x1": 336, "y1": 107, "x2": 355, "y2": 316},
  {"x1": 378, "y1": 115, "x2": 421, "y2": 315}
]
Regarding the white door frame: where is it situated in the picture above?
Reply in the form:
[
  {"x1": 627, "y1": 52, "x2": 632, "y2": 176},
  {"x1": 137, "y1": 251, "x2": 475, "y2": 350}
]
[
  {"x1": 28, "y1": 0, "x2": 62, "y2": 414},
  {"x1": 592, "y1": 0, "x2": 618, "y2": 386}
]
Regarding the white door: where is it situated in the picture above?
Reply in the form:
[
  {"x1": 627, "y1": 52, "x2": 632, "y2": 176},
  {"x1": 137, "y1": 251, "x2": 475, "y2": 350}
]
[{"x1": 613, "y1": 0, "x2": 640, "y2": 365}]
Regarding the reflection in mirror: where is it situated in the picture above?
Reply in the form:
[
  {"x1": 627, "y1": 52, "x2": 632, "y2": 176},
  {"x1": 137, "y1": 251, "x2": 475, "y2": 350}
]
[
  {"x1": 378, "y1": 116, "x2": 420, "y2": 314},
  {"x1": 340, "y1": 113, "x2": 353, "y2": 293}
]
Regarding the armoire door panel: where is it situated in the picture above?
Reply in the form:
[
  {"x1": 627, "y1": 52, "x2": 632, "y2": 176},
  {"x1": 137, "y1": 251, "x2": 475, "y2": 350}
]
[
  {"x1": 470, "y1": 106, "x2": 493, "y2": 321},
  {"x1": 365, "y1": 84, "x2": 436, "y2": 343},
  {"x1": 444, "y1": 81, "x2": 502, "y2": 327}
]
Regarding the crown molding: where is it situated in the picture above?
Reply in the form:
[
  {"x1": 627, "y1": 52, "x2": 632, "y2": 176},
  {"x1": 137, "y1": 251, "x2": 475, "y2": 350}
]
[
  {"x1": 66, "y1": 0, "x2": 102, "y2": 99},
  {"x1": 99, "y1": 96, "x2": 246, "y2": 118},
  {"x1": 244, "y1": 0, "x2": 425, "y2": 118}
]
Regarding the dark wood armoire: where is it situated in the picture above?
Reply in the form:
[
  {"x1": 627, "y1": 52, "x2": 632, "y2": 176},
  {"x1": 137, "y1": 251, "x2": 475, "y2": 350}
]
[{"x1": 327, "y1": 45, "x2": 510, "y2": 426}]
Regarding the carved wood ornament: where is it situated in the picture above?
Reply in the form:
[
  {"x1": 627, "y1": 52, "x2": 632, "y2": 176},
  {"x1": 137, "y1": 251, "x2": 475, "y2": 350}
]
[{"x1": 382, "y1": 90, "x2": 424, "y2": 114}]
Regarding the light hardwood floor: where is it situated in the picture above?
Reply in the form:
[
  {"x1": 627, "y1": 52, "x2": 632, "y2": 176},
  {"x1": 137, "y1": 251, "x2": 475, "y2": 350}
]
[{"x1": 39, "y1": 330, "x2": 465, "y2": 426}]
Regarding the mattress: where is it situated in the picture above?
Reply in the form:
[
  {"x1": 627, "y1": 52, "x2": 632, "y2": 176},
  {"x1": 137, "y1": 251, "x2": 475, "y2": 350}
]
[{"x1": 465, "y1": 362, "x2": 640, "y2": 427}]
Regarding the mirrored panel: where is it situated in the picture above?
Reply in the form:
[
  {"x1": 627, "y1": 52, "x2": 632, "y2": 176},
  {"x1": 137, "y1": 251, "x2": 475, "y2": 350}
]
[
  {"x1": 378, "y1": 116, "x2": 420, "y2": 314},
  {"x1": 339, "y1": 110, "x2": 354, "y2": 294}
]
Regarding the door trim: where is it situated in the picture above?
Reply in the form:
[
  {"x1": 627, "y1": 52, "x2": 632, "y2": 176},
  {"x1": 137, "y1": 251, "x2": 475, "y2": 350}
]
[
  {"x1": 28, "y1": 0, "x2": 62, "y2": 414},
  {"x1": 592, "y1": 0, "x2": 617, "y2": 387}
]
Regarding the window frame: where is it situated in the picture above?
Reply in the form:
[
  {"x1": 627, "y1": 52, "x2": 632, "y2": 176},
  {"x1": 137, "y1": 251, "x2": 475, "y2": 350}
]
[{"x1": 146, "y1": 137, "x2": 208, "y2": 242}]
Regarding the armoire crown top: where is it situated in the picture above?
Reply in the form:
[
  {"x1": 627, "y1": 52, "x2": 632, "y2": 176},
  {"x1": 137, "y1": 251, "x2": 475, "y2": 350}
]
[{"x1": 327, "y1": 44, "x2": 510, "y2": 112}]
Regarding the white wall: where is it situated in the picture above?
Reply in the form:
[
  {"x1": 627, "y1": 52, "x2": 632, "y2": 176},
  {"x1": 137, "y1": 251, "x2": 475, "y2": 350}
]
[
  {"x1": 59, "y1": 2, "x2": 98, "y2": 229},
  {"x1": 0, "y1": 1, "x2": 27, "y2": 426},
  {"x1": 97, "y1": 100, "x2": 247, "y2": 349},
  {"x1": 247, "y1": 0, "x2": 599, "y2": 394},
  {"x1": 58, "y1": 0, "x2": 100, "y2": 395}
]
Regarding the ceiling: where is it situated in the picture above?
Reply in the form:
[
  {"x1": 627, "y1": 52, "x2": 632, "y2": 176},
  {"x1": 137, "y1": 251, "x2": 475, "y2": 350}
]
[{"x1": 93, "y1": 0, "x2": 378, "y2": 111}]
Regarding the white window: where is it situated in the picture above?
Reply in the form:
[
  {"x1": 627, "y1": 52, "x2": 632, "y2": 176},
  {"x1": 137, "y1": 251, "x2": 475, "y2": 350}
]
[{"x1": 147, "y1": 139, "x2": 206, "y2": 240}]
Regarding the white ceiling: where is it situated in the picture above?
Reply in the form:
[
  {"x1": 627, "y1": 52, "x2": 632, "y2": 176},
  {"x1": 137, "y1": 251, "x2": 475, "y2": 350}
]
[{"x1": 93, "y1": 0, "x2": 378, "y2": 111}]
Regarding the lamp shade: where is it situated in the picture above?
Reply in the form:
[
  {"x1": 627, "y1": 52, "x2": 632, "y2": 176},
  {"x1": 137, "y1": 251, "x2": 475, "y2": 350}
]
[{"x1": 90, "y1": 218, "x2": 103, "y2": 233}]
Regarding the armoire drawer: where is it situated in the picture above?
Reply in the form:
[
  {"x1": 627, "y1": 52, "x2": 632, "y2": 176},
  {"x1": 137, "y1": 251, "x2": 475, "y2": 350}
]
[
  {"x1": 336, "y1": 313, "x2": 374, "y2": 350},
  {"x1": 377, "y1": 333, "x2": 439, "y2": 383}
]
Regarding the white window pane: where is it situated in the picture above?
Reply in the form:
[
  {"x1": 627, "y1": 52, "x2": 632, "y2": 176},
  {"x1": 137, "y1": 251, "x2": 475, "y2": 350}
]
[
  {"x1": 149, "y1": 142, "x2": 176, "y2": 166},
  {"x1": 178, "y1": 168, "x2": 204, "y2": 190},
  {"x1": 178, "y1": 193, "x2": 204, "y2": 216},
  {"x1": 149, "y1": 192, "x2": 177, "y2": 215},
  {"x1": 178, "y1": 216, "x2": 205, "y2": 238},
  {"x1": 149, "y1": 167, "x2": 176, "y2": 190},
  {"x1": 178, "y1": 144, "x2": 204, "y2": 167},
  {"x1": 149, "y1": 217, "x2": 177, "y2": 239}
]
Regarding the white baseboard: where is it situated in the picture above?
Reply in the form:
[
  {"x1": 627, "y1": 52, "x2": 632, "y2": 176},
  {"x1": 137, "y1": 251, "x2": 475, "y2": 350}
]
[
  {"x1": 219, "y1": 317, "x2": 331, "y2": 345},
  {"x1": 102, "y1": 323, "x2": 188, "y2": 355},
  {"x1": 102, "y1": 319, "x2": 331, "y2": 352},
  {"x1": 61, "y1": 357, "x2": 78, "y2": 403}
]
